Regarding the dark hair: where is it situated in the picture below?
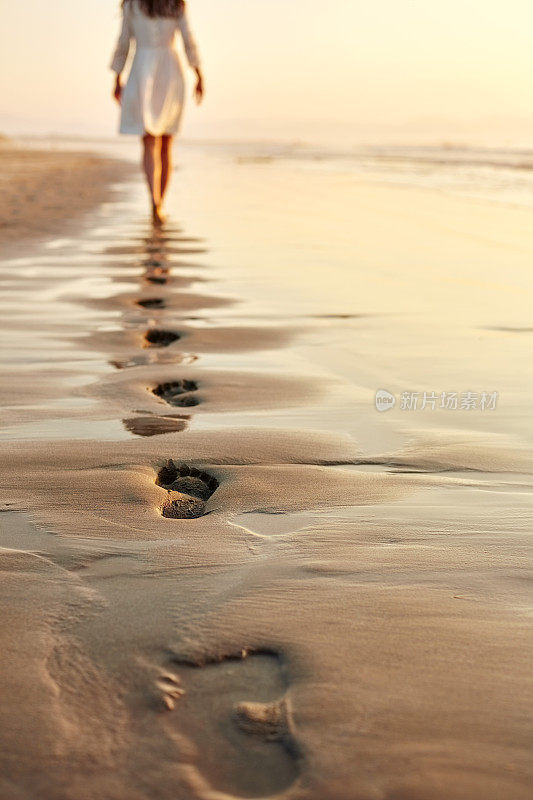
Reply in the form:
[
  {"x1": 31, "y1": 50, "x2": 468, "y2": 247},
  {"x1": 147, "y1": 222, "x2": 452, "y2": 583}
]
[{"x1": 123, "y1": 0, "x2": 185, "y2": 18}]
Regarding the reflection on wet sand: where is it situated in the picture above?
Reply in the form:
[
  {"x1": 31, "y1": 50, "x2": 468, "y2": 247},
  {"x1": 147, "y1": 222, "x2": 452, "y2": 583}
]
[{"x1": 112, "y1": 227, "x2": 201, "y2": 436}]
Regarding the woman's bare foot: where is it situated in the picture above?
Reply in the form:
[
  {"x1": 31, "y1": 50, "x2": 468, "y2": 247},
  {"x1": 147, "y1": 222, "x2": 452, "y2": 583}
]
[{"x1": 152, "y1": 203, "x2": 166, "y2": 227}]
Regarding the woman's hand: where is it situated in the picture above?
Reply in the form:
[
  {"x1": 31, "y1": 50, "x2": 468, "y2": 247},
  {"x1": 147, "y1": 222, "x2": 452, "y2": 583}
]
[
  {"x1": 194, "y1": 69, "x2": 204, "y2": 105},
  {"x1": 113, "y1": 76, "x2": 122, "y2": 104}
]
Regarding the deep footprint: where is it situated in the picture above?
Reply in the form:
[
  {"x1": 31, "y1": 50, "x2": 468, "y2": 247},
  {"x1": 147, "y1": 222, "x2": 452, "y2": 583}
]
[
  {"x1": 156, "y1": 460, "x2": 219, "y2": 519},
  {"x1": 145, "y1": 273, "x2": 168, "y2": 285},
  {"x1": 144, "y1": 329, "x2": 181, "y2": 348},
  {"x1": 152, "y1": 380, "x2": 200, "y2": 408},
  {"x1": 166, "y1": 649, "x2": 299, "y2": 798},
  {"x1": 123, "y1": 416, "x2": 189, "y2": 437},
  {"x1": 137, "y1": 298, "x2": 166, "y2": 310}
]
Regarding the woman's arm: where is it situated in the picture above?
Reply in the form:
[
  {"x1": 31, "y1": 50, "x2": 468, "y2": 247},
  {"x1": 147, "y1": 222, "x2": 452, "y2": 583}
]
[
  {"x1": 178, "y1": 6, "x2": 204, "y2": 104},
  {"x1": 110, "y1": 3, "x2": 132, "y2": 103},
  {"x1": 193, "y1": 67, "x2": 204, "y2": 105}
]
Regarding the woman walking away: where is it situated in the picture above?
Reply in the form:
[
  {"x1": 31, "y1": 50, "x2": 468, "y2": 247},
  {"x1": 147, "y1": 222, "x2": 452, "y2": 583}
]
[{"x1": 110, "y1": 0, "x2": 204, "y2": 225}]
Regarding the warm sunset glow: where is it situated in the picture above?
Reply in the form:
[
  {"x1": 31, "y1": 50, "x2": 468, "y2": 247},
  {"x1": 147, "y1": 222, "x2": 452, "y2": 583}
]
[{"x1": 1, "y1": 0, "x2": 533, "y2": 142}]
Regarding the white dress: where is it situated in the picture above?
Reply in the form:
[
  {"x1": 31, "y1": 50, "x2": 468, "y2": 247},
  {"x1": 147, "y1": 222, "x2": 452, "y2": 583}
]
[{"x1": 110, "y1": 0, "x2": 201, "y2": 136}]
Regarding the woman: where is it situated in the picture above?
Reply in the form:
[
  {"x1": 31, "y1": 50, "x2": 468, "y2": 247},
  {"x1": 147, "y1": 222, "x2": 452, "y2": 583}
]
[{"x1": 110, "y1": 0, "x2": 204, "y2": 225}]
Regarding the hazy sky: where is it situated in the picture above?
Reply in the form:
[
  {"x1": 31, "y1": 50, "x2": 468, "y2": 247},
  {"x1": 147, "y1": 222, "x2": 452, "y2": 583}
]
[{"x1": 1, "y1": 0, "x2": 533, "y2": 143}]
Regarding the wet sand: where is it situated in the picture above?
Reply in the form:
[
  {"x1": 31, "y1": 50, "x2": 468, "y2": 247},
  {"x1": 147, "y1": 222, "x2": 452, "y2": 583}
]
[{"x1": 0, "y1": 143, "x2": 532, "y2": 800}]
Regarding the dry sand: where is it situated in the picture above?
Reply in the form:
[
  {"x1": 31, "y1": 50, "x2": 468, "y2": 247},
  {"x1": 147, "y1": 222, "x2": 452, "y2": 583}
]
[
  {"x1": 0, "y1": 142, "x2": 531, "y2": 800},
  {"x1": 0, "y1": 139, "x2": 134, "y2": 248}
]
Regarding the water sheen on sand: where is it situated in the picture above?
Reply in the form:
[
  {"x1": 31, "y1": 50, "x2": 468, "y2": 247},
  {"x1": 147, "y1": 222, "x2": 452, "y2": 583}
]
[{"x1": 0, "y1": 142, "x2": 532, "y2": 800}]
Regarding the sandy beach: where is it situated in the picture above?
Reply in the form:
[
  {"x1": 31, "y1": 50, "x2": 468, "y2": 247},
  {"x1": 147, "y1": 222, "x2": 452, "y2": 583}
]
[
  {"x1": 0, "y1": 140, "x2": 134, "y2": 248},
  {"x1": 0, "y1": 140, "x2": 531, "y2": 800}
]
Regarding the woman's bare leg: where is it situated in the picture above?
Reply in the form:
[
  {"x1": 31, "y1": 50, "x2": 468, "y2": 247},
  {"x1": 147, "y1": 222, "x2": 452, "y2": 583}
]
[
  {"x1": 160, "y1": 135, "x2": 174, "y2": 205},
  {"x1": 142, "y1": 134, "x2": 164, "y2": 224}
]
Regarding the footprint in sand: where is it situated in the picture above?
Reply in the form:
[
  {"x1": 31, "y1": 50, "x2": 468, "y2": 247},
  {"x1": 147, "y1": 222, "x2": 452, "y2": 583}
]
[
  {"x1": 136, "y1": 298, "x2": 167, "y2": 310},
  {"x1": 123, "y1": 416, "x2": 189, "y2": 437},
  {"x1": 163, "y1": 649, "x2": 299, "y2": 797},
  {"x1": 145, "y1": 272, "x2": 168, "y2": 285},
  {"x1": 143, "y1": 328, "x2": 181, "y2": 348},
  {"x1": 156, "y1": 460, "x2": 219, "y2": 519},
  {"x1": 152, "y1": 380, "x2": 200, "y2": 408},
  {"x1": 142, "y1": 258, "x2": 169, "y2": 285}
]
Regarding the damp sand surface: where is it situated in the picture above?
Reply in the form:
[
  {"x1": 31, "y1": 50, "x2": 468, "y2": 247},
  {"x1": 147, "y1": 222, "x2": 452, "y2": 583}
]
[{"x1": 0, "y1": 141, "x2": 532, "y2": 800}]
